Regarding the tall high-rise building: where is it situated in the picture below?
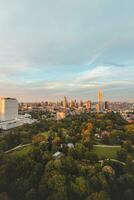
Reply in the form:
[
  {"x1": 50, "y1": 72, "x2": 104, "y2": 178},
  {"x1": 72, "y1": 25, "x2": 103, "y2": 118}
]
[
  {"x1": 98, "y1": 91, "x2": 103, "y2": 103},
  {"x1": 97, "y1": 91, "x2": 103, "y2": 112},
  {"x1": 74, "y1": 99, "x2": 78, "y2": 108},
  {"x1": 105, "y1": 100, "x2": 110, "y2": 110},
  {"x1": 70, "y1": 100, "x2": 75, "y2": 108},
  {"x1": 0, "y1": 97, "x2": 35, "y2": 130},
  {"x1": 96, "y1": 103, "x2": 100, "y2": 113},
  {"x1": 79, "y1": 100, "x2": 83, "y2": 107},
  {"x1": 86, "y1": 100, "x2": 91, "y2": 110},
  {"x1": 63, "y1": 96, "x2": 68, "y2": 108},
  {"x1": 0, "y1": 97, "x2": 18, "y2": 121}
]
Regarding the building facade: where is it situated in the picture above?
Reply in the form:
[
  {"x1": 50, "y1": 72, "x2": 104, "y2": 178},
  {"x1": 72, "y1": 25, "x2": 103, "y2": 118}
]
[
  {"x1": 98, "y1": 91, "x2": 103, "y2": 112},
  {"x1": 0, "y1": 97, "x2": 35, "y2": 130},
  {"x1": 0, "y1": 98, "x2": 18, "y2": 122}
]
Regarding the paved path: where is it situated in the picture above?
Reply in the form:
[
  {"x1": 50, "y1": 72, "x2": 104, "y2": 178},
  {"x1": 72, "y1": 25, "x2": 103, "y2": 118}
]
[
  {"x1": 82, "y1": 158, "x2": 126, "y2": 166},
  {"x1": 4, "y1": 143, "x2": 31, "y2": 154},
  {"x1": 109, "y1": 159, "x2": 126, "y2": 165},
  {"x1": 93, "y1": 144, "x2": 121, "y2": 148},
  {"x1": 94, "y1": 144, "x2": 134, "y2": 148}
]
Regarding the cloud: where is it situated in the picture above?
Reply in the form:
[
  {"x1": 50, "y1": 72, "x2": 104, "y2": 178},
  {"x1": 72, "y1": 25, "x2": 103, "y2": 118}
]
[
  {"x1": 0, "y1": 0, "x2": 134, "y2": 101},
  {"x1": 0, "y1": 65, "x2": 133, "y2": 101},
  {"x1": 0, "y1": 0, "x2": 134, "y2": 69},
  {"x1": 79, "y1": 65, "x2": 134, "y2": 81},
  {"x1": 75, "y1": 66, "x2": 111, "y2": 83}
]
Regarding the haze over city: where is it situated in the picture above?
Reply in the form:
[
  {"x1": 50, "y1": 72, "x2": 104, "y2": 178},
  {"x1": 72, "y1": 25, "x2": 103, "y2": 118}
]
[{"x1": 0, "y1": 0, "x2": 134, "y2": 101}]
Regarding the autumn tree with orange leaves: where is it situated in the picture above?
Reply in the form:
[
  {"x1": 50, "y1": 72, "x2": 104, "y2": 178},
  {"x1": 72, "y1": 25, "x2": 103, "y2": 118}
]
[{"x1": 81, "y1": 122, "x2": 93, "y2": 147}]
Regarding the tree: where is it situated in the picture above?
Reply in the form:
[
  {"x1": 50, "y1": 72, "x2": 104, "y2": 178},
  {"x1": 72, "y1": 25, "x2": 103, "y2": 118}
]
[
  {"x1": 123, "y1": 189, "x2": 134, "y2": 200},
  {"x1": 87, "y1": 191, "x2": 110, "y2": 200},
  {"x1": 32, "y1": 134, "x2": 46, "y2": 144},
  {"x1": 61, "y1": 156, "x2": 77, "y2": 176},
  {"x1": 47, "y1": 135, "x2": 53, "y2": 151},
  {"x1": 0, "y1": 192, "x2": 9, "y2": 200},
  {"x1": 85, "y1": 152, "x2": 98, "y2": 163},
  {"x1": 122, "y1": 141, "x2": 133, "y2": 152},
  {"x1": 125, "y1": 124, "x2": 134, "y2": 134},
  {"x1": 75, "y1": 143, "x2": 86, "y2": 159},
  {"x1": 117, "y1": 174, "x2": 134, "y2": 199},
  {"x1": 70, "y1": 177, "x2": 89, "y2": 199},
  {"x1": 42, "y1": 151, "x2": 52, "y2": 164},
  {"x1": 25, "y1": 188, "x2": 37, "y2": 200},
  {"x1": 47, "y1": 174, "x2": 67, "y2": 200},
  {"x1": 117, "y1": 148, "x2": 127, "y2": 162},
  {"x1": 31, "y1": 147, "x2": 42, "y2": 162},
  {"x1": 4, "y1": 132, "x2": 21, "y2": 150},
  {"x1": 53, "y1": 136, "x2": 61, "y2": 146},
  {"x1": 108, "y1": 130, "x2": 120, "y2": 145},
  {"x1": 81, "y1": 122, "x2": 93, "y2": 145},
  {"x1": 29, "y1": 163, "x2": 44, "y2": 188},
  {"x1": 124, "y1": 124, "x2": 134, "y2": 143},
  {"x1": 0, "y1": 166, "x2": 7, "y2": 192}
]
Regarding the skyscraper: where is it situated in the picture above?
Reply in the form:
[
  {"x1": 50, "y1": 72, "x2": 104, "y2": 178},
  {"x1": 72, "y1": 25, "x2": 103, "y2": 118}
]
[
  {"x1": 0, "y1": 97, "x2": 18, "y2": 121},
  {"x1": 98, "y1": 91, "x2": 103, "y2": 112},
  {"x1": 63, "y1": 96, "x2": 68, "y2": 108},
  {"x1": 105, "y1": 101, "x2": 110, "y2": 110},
  {"x1": 0, "y1": 98, "x2": 36, "y2": 130},
  {"x1": 70, "y1": 100, "x2": 75, "y2": 108},
  {"x1": 86, "y1": 100, "x2": 91, "y2": 110},
  {"x1": 98, "y1": 91, "x2": 103, "y2": 103}
]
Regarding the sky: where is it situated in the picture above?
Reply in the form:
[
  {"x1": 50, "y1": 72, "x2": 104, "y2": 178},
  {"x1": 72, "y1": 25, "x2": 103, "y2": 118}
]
[{"x1": 0, "y1": 0, "x2": 134, "y2": 102}]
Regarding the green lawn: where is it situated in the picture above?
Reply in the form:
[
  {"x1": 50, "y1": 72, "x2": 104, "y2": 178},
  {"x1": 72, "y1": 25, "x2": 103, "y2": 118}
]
[
  {"x1": 12, "y1": 145, "x2": 33, "y2": 157},
  {"x1": 40, "y1": 131, "x2": 49, "y2": 137},
  {"x1": 92, "y1": 145, "x2": 121, "y2": 159}
]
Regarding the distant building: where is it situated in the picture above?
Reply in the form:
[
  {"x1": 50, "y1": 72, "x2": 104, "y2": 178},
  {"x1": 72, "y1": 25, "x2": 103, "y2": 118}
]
[
  {"x1": 70, "y1": 100, "x2": 75, "y2": 108},
  {"x1": 79, "y1": 100, "x2": 83, "y2": 107},
  {"x1": 56, "y1": 111, "x2": 66, "y2": 120},
  {"x1": 86, "y1": 100, "x2": 91, "y2": 110},
  {"x1": 74, "y1": 99, "x2": 78, "y2": 108},
  {"x1": 63, "y1": 96, "x2": 68, "y2": 108},
  {"x1": 105, "y1": 101, "x2": 110, "y2": 110},
  {"x1": 96, "y1": 103, "x2": 100, "y2": 113},
  {"x1": 0, "y1": 98, "x2": 18, "y2": 121},
  {"x1": 0, "y1": 97, "x2": 35, "y2": 130},
  {"x1": 67, "y1": 143, "x2": 74, "y2": 148},
  {"x1": 97, "y1": 91, "x2": 103, "y2": 112},
  {"x1": 101, "y1": 131, "x2": 111, "y2": 137},
  {"x1": 53, "y1": 152, "x2": 63, "y2": 160}
]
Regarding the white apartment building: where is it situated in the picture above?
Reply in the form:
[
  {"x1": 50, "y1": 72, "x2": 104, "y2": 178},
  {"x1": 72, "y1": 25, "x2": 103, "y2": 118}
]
[
  {"x1": 0, "y1": 97, "x2": 35, "y2": 130},
  {"x1": 0, "y1": 98, "x2": 18, "y2": 121}
]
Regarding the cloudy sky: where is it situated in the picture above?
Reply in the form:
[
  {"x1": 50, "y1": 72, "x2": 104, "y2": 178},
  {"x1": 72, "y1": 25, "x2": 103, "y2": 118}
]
[{"x1": 0, "y1": 0, "x2": 134, "y2": 102}]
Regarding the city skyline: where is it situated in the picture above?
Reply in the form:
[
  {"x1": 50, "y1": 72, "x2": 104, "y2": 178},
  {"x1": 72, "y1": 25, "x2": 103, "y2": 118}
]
[{"x1": 0, "y1": 0, "x2": 134, "y2": 101}]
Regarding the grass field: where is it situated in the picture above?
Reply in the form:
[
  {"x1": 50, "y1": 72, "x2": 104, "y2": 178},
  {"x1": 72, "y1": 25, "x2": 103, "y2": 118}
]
[
  {"x1": 12, "y1": 145, "x2": 33, "y2": 157},
  {"x1": 92, "y1": 145, "x2": 121, "y2": 159},
  {"x1": 11, "y1": 143, "x2": 121, "y2": 159},
  {"x1": 40, "y1": 131, "x2": 49, "y2": 137}
]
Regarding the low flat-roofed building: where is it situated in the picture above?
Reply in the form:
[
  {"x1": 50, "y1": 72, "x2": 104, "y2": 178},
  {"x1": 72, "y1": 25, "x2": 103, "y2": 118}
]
[{"x1": 53, "y1": 151, "x2": 63, "y2": 160}]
